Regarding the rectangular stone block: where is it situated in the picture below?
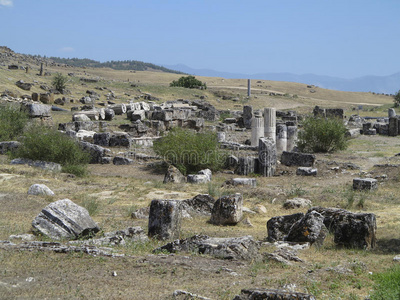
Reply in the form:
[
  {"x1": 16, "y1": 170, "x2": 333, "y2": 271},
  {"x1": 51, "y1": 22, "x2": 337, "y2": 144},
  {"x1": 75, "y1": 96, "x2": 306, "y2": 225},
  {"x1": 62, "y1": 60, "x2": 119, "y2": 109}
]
[
  {"x1": 353, "y1": 178, "x2": 378, "y2": 191},
  {"x1": 281, "y1": 151, "x2": 315, "y2": 167}
]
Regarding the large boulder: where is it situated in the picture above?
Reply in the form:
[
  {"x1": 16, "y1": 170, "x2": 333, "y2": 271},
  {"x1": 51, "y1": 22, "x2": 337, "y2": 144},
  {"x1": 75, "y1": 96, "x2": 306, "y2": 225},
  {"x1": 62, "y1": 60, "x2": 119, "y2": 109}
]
[
  {"x1": 266, "y1": 213, "x2": 304, "y2": 242},
  {"x1": 233, "y1": 289, "x2": 316, "y2": 300},
  {"x1": 32, "y1": 199, "x2": 100, "y2": 240},
  {"x1": 286, "y1": 210, "x2": 326, "y2": 246},
  {"x1": 156, "y1": 235, "x2": 260, "y2": 260},
  {"x1": 148, "y1": 199, "x2": 182, "y2": 240},
  {"x1": 16, "y1": 80, "x2": 32, "y2": 91},
  {"x1": 210, "y1": 193, "x2": 243, "y2": 225},
  {"x1": 309, "y1": 207, "x2": 376, "y2": 249}
]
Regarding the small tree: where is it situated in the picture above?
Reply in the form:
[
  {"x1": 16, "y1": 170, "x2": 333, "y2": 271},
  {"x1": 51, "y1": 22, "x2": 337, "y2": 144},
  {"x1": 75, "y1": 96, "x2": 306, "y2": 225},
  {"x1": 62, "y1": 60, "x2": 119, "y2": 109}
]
[
  {"x1": 52, "y1": 72, "x2": 68, "y2": 93},
  {"x1": 393, "y1": 90, "x2": 400, "y2": 107},
  {"x1": 170, "y1": 75, "x2": 207, "y2": 89},
  {"x1": 297, "y1": 116, "x2": 349, "y2": 153}
]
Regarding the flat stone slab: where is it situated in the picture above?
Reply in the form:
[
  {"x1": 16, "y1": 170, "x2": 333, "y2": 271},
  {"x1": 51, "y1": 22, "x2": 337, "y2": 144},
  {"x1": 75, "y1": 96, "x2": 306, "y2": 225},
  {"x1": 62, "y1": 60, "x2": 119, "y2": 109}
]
[{"x1": 156, "y1": 235, "x2": 260, "y2": 260}]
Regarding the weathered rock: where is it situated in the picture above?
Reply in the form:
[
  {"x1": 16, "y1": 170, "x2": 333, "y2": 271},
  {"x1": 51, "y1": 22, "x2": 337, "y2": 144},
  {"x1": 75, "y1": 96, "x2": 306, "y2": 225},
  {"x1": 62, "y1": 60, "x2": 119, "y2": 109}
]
[
  {"x1": 72, "y1": 114, "x2": 91, "y2": 122},
  {"x1": 21, "y1": 103, "x2": 51, "y2": 118},
  {"x1": 113, "y1": 156, "x2": 134, "y2": 165},
  {"x1": 266, "y1": 213, "x2": 304, "y2": 242},
  {"x1": 76, "y1": 227, "x2": 148, "y2": 246},
  {"x1": 0, "y1": 141, "x2": 21, "y2": 154},
  {"x1": 181, "y1": 194, "x2": 216, "y2": 216},
  {"x1": 163, "y1": 165, "x2": 186, "y2": 183},
  {"x1": 281, "y1": 151, "x2": 315, "y2": 167},
  {"x1": 307, "y1": 207, "x2": 377, "y2": 249},
  {"x1": 28, "y1": 184, "x2": 54, "y2": 196},
  {"x1": 172, "y1": 290, "x2": 211, "y2": 300},
  {"x1": 32, "y1": 199, "x2": 100, "y2": 240},
  {"x1": 187, "y1": 169, "x2": 212, "y2": 184},
  {"x1": 225, "y1": 178, "x2": 257, "y2": 187},
  {"x1": 296, "y1": 167, "x2": 317, "y2": 176},
  {"x1": 109, "y1": 103, "x2": 126, "y2": 115},
  {"x1": 10, "y1": 158, "x2": 62, "y2": 172},
  {"x1": 389, "y1": 117, "x2": 399, "y2": 136},
  {"x1": 39, "y1": 93, "x2": 54, "y2": 104},
  {"x1": 156, "y1": 235, "x2": 260, "y2": 260},
  {"x1": 16, "y1": 80, "x2": 32, "y2": 91},
  {"x1": 283, "y1": 198, "x2": 312, "y2": 209},
  {"x1": 286, "y1": 211, "x2": 326, "y2": 246},
  {"x1": 93, "y1": 132, "x2": 111, "y2": 147},
  {"x1": 233, "y1": 288, "x2": 316, "y2": 300},
  {"x1": 79, "y1": 141, "x2": 110, "y2": 164},
  {"x1": 264, "y1": 247, "x2": 304, "y2": 266},
  {"x1": 131, "y1": 207, "x2": 150, "y2": 219},
  {"x1": 148, "y1": 199, "x2": 182, "y2": 240},
  {"x1": 210, "y1": 193, "x2": 243, "y2": 225},
  {"x1": 353, "y1": 178, "x2": 378, "y2": 190},
  {"x1": 109, "y1": 132, "x2": 131, "y2": 147}
]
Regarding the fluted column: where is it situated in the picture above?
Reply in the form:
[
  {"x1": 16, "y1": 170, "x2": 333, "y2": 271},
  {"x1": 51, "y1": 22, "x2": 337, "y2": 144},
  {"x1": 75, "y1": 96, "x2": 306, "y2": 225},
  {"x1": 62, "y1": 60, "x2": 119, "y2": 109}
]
[
  {"x1": 264, "y1": 108, "x2": 276, "y2": 142},
  {"x1": 251, "y1": 117, "x2": 264, "y2": 147}
]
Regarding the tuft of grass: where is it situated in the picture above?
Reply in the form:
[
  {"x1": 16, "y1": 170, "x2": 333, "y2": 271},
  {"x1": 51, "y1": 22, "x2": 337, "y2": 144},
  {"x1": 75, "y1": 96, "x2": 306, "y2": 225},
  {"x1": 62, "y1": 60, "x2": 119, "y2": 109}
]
[
  {"x1": 81, "y1": 197, "x2": 101, "y2": 216},
  {"x1": 286, "y1": 184, "x2": 306, "y2": 198},
  {"x1": 370, "y1": 265, "x2": 400, "y2": 300}
]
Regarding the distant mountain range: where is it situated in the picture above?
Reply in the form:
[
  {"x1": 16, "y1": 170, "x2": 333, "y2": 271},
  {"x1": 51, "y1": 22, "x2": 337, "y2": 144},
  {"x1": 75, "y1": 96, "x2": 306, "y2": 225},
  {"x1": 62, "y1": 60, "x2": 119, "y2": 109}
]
[{"x1": 163, "y1": 64, "x2": 400, "y2": 94}]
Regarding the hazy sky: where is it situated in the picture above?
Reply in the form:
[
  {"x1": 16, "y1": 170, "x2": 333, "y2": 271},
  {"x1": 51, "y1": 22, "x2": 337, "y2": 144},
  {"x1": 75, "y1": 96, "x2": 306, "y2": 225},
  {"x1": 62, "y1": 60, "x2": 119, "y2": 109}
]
[{"x1": 1, "y1": 0, "x2": 399, "y2": 78}]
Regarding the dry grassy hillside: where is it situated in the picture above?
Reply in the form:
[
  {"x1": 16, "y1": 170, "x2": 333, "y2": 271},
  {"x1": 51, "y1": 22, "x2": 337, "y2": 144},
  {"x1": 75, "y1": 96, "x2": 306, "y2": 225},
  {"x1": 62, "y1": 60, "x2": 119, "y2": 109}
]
[{"x1": 0, "y1": 48, "x2": 400, "y2": 299}]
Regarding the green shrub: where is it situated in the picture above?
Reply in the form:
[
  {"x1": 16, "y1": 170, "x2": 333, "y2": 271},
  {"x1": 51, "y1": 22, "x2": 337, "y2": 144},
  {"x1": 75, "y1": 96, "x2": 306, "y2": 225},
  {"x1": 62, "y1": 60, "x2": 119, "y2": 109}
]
[
  {"x1": 153, "y1": 128, "x2": 226, "y2": 175},
  {"x1": 52, "y1": 72, "x2": 69, "y2": 93},
  {"x1": 297, "y1": 116, "x2": 349, "y2": 153},
  {"x1": 0, "y1": 104, "x2": 29, "y2": 141},
  {"x1": 393, "y1": 90, "x2": 400, "y2": 107},
  {"x1": 170, "y1": 75, "x2": 207, "y2": 89},
  {"x1": 10, "y1": 125, "x2": 90, "y2": 176},
  {"x1": 370, "y1": 265, "x2": 400, "y2": 300}
]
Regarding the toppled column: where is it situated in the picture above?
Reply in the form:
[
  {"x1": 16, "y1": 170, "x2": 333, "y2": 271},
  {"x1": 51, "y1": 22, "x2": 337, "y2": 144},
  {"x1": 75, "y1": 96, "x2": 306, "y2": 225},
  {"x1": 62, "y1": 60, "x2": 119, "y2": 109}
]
[
  {"x1": 287, "y1": 125, "x2": 297, "y2": 152},
  {"x1": 243, "y1": 105, "x2": 253, "y2": 129},
  {"x1": 276, "y1": 124, "x2": 287, "y2": 155},
  {"x1": 264, "y1": 108, "x2": 276, "y2": 142},
  {"x1": 250, "y1": 117, "x2": 264, "y2": 147},
  {"x1": 258, "y1": 137, "x2": 276, "y2": 177}
]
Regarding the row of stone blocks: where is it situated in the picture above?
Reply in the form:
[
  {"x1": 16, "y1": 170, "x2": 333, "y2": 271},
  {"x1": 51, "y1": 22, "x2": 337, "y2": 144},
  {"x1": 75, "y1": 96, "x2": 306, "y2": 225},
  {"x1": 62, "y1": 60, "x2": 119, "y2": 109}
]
[{"x1": 148, "y1": 194, "x2": 243, "y2": 240}]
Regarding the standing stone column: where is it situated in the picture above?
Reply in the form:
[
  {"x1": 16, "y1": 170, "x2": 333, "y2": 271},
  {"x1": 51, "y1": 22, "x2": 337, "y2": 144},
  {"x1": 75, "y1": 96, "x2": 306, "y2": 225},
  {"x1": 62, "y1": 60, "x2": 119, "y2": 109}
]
[
  {"x1": 264, "y1": 108, "x2": 276, "y2": 142},
  {"x1": 389, "y1": 117, "x2": 398, "y2": 136},
  {"x1": 243, "y1": 105, "x2": 253, "y2": 129},
  {"x1": 251, "y1": 117, "x2": 264, "y2": 147},
  {"x1": 287, "y1": 125, "x2": 298, "y2": 152},
  {"x1": 388, "y1": 108, "x2": 396, "y2": 118},
  {"x1": 276, "y1": 124, "x2": 287, "y2": 155},
  {"x1": 258, "y1": 137, "x2": 277, "y2": 177},
  {"x1": 148, "y1": 199, "x2": 182, "y2": 240}
]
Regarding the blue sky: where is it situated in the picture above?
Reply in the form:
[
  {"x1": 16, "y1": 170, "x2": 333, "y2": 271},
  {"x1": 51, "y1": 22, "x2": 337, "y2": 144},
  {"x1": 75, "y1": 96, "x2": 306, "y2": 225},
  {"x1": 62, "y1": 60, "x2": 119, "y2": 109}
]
[{"x1": 1, "y1": 0, "x2": 399, "y2": 78}]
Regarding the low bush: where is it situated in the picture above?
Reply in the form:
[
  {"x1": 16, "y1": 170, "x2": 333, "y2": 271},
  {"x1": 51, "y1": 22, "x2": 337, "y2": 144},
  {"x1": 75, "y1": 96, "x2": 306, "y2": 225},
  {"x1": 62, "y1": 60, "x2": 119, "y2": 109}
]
[
  {"x1": 0, "y1": 104, "x2": 29, "y2": 141},
  {"x1": 153, "y1": 128, "x2": 226, "y2": 175},
  {"x1": 297, "y1": 116, "x2": 348, "y2": 153},
  {"x1": 170, "y1": 75, "x2": 206, "y2": 89},
  {"x1": 10, "y1": 125, "x2": 90, "y2": 176}
]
